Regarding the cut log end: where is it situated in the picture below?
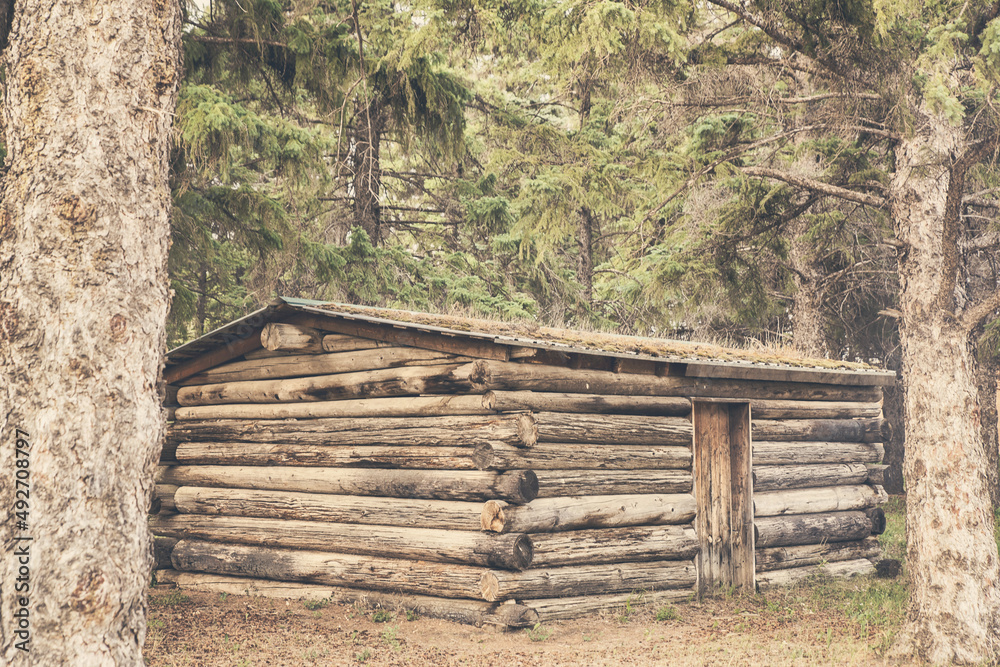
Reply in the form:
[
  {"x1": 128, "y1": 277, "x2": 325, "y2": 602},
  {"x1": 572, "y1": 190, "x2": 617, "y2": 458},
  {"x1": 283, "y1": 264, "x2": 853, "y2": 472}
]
[
  {"x1": 865, "y1": 507, "x2": 886, "y2": 535},
  {"x1": 486, "y1": 604, "x2": 539, "y2": 629},
  {"x1": 516, "y1": 413, "x2": 538, "y2": 447},
  {"x1": 482, "y1": 500, "x2": 508, "y2": 533},
  {"x1": 497, "y1": 470, "x2": 538, "y2": 504},
  {"x1": 479, "y1": 572, "x2": 500, "y2": 602}
]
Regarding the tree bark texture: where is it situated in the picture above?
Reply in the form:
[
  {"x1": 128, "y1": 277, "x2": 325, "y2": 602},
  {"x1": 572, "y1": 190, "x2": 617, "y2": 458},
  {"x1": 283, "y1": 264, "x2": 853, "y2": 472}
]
[
  {"x1": 0, "y1": 3, "x2": 181, "y2": 665},
  {"x1": 888, "y1": 116, "x2": 1000, "y2": 663}
]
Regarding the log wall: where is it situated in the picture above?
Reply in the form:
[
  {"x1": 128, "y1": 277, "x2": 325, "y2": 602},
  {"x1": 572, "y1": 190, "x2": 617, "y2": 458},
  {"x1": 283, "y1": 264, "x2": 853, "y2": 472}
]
[{"x1": 156, "y1": 319, "x2": 888, "y2": 624}]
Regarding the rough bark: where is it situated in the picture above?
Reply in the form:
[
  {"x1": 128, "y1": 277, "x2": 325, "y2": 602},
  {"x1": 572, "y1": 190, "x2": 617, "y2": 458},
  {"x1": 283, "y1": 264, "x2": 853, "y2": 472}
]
[
  {"x1": 888, "y1": 116, "x2": 1000, "y2": 663},
  {"x1": 0, "y1": 3, "x2": 182, "y2": 665},
  {"x1": 352, "y1": 100, "x2": 385, "y2": 245}
]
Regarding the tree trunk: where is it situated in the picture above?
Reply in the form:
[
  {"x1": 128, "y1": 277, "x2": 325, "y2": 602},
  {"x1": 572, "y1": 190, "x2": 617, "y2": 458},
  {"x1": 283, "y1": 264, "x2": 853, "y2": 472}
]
[
  {"x1": 788, "y1": 214, "x2": 830, "y2": 357},
  {"x1": 888, "y1": 118, "x2": 1000, "y2": 663},
  {"x1": 578, "y1": 208, "x2": 594, "y2": 307},
  {"x1": 0, "y1": 3, "x2": 181, "y2": 664},
  {"x1": 353, "y1": 100, "x2": 385, "y2": 245}
]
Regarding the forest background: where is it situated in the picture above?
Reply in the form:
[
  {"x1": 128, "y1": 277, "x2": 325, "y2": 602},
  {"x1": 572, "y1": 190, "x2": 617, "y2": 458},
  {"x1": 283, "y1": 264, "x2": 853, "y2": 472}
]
[{"x1": 152, "y1": 0, "x2": 999, "y2": 498}]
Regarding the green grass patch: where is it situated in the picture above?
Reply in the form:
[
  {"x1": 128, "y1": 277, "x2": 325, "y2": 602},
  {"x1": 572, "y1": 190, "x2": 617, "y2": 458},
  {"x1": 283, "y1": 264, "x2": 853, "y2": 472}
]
[{"x1": 150, "y1": 591, "x2": 190, "y2": 607}]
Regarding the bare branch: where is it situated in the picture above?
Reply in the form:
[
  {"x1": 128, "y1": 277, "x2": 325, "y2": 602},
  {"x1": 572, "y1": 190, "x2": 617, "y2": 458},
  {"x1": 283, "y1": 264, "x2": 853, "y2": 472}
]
[
  {"x1": 187, "y1": 34, "x2": 287, "y2": 48},
  {"x1": 962, "y1": 291, "x2": 1000, "y2": 332},
  {"x1": 741, "y1": 166, "x2": 887, "y2": 208}
]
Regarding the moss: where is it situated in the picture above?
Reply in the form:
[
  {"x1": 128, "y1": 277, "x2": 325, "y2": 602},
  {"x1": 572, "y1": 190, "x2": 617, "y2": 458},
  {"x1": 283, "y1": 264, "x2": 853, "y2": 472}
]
[{"x1": 315, "y1": 302, "x2": 880, "y2": 372}]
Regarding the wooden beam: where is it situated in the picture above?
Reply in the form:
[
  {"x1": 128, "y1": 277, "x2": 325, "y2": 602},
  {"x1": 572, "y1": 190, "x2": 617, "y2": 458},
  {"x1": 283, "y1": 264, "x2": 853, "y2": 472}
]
[{"x1": 164, "y1": 329, "x2": 263, "y2": 384}]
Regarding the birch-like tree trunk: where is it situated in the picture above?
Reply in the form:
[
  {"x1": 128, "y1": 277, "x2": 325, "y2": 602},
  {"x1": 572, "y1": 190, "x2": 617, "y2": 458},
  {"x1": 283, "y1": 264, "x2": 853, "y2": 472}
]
[
  {"x1": 888, "y1": 112, "x2": 1000, "y2": 663},
  {"x1": 0, "y1": 2, "x2": 181, "y2": 665}
]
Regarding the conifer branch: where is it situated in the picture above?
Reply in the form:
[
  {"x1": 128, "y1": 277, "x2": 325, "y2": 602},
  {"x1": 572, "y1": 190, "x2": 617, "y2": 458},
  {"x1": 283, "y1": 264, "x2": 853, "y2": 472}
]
[
  {"x1": 188, "y1": 34, "x2": 287, "y2": 48},
  {"x1": 740, "y1": 167, "x2": 887, "y2": 208},
  {"x1": 961, "y1": 291, "x2": 1000, "y2": 333}
]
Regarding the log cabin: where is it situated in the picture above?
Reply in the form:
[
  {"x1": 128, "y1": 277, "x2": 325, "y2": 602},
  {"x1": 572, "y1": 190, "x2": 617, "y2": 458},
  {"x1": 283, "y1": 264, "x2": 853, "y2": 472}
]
[{"x1": 153, "y1": 297, "x2": 896, "y2": 627}]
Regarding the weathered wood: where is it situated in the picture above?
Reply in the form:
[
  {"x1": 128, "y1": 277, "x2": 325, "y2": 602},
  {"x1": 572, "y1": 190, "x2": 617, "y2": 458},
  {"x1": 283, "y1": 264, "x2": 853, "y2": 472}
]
[
  {"x1": 151, "y1": 515, "x2": 534, "y2": 570},
  {"x1": 753, "y1": 441, "x2": 884, "y2": 466},
  {"x1": 164, "y1": 407, "x2": 177, "y2": 421},
  {"x1": 755, "y1": 558, "x2": 875, "y2": 589},
  {"x1": 530, "y1": 524, "x2": 699, "y2": 567},
  {"x1": 753, "y1": 463, "x2": 870, "y2": 491},
  {"x1": 174, "y1": 442, "x2": 485, "y2": 469},
  {"x1": 154, "y1": 570, "x2": 538, "y2": 628},
  {"x1": 173, "y1": 394, "x2": 493, "y2": 421},
  {"x1": 171, "y1": 539, "x2": 486, "y2": 599},
  {"x1": 866, "y1": 464, "x2": 889, "y2": 485},
  {"x1": 164, "y1": 384, "x2": 179, "y2": 406},
  {"x1": 531, "y1": 412, "x2": 692, "y2": 445},
  {"x1": 752, "y1": 418, "x2": 891, "y2": 443},
  {"x1": 167, "y1": 414, "x2": 538, "y2": 448},
  {"x1": 754, "y1": 511, "x2": 873, "y2": 548},
  {"x1": 468, "y1": 360, "x2": 884, "y2": 402},
  {"x1": 535, "y1": 470, "x2": 692, "y2": 497},
  {"x1": 481, "y1": 494, "x2": 697, "y2": 534},
  {"x1": 155, "y1": 484, "x2": 179, "y2": 513},
  {"x1": 729, "y1": 402, "x2": 754, "y2": 590},
  {"x1": 322, "y1": 334, "x2": 389, "y2": 353},
  {"x1": 285, "y1": 312, "x2": 511, "y2": 361},
  {"x1": 158, "y1": 466, "x2": 538, "y2": 504},
  {"x1": 164, "y1": 330, "x2": 263, "y2": 384},
  {"x1": 479, "y1": 560, "x2": 697, "y2": 602},
  {"x1": 152, "y1": 536, "x2": 178, "y2": 571},
  {"x1": 472, "y1": 442, "x2": 692, "y2": 471},
  {"x1": 484, "y1": 391, "x2": 691, "y2": 416},
  {"x1": 261, "y1": 322, "x2": 323, "y2": 353},
  {"x1": 755, "y1": 537, "x2": 881, "y2": 572},
  {"x1": 750, "y1": 400, "x2": 883, "y2": 419},
  {"x1": 753, "y1": 485, "x2": 881, "y2": 517},
  {"x1": 522, "y1": 589, "x2": 693, "y2": 621},
  {"x1": 171, "y1": 486, "x2": 485, "y2": 530},
  {"x1": 160, "y1": 440, "x2": 178, "y2": 463},
  {"x1": 175, "y1": 363, "x2": 474, "y2": 405},
  {"x1": 179, "y1": 347, "x2": 456, "y2": 385}
]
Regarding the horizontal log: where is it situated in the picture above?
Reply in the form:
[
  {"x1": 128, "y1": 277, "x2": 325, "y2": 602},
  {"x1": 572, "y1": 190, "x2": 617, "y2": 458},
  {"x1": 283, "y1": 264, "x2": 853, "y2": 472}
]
[
  {"x1": 536, "y1": 470, "x2": 692, "y2": 497},
  {"x1": 261, "y1": 322, "x2": 323, "y2": 353},
  {"x1": 322, "y1": 334, "x2": 389, "y2": 353},
  {"x1": 171, "y1": 486, "x2": 485, "y2": 530},
  {"x1": 180, "y1": 347, "x2": 456, "y2": 385},
  {"x1": 173, "y1": 395, "x2": 493, "y2": 421},
  {"x1": 753, "y1": 463, "x2": 870, "y2": 491},
  {"x1": 753, "y1": 485, "x2": 881, "y2": 517},
  {"x1": 750, "y1": 400, "x2": 882, "y2": 419},
  {"x1": 479, "y1": 560, "x2": 697, "y2": 602},
  {"x1": 174, "y1": 442, "x2": 483, "y2": 469},
  {"x1": 167, "y1": 414, "x2": 538, "y2": 448},
  {"x1": 285, "y1": 312, "x2": 510, "y2": 361},
  {"x1": 523, "y1": 589, "x2": 693, "y2": 622},
  {"x1": 158, "y1": 466, "x2": 538, "y2": 504},
  {"x1": 530, "y1": 524, "x2": 698, "y2": 567},
  {"x1": 473, "y1": 442, "x2": 692, "y2": 471},
  {"x1": 172, "y1": 540, "x2": 486, "y2": 599},
  {"x1": 484, "y1": 391, "x2": 691, "y2": 416},
  {"x1": 155, "y1": 570, "x2": 538, "y2": 628},
  {"x1": 176, "y1": 363, "x2": 474, "y2": 405},
  {"x1": 755, "y1": 537, "x2": 881, "y2": 572},
  {"x1": 751, "y1": 418, "x2": 890, "y2": 443},
  {"x1": 469, "y1": 360, "x2": 883, "y2": 402},
  {"x1": 866, "y1": 464, "x2": 888, "y2": 485},
  {"x1": 755, "y1": 558, "x2": 875, "y2": 589},
  {"x1": 164, "y1": 330, "x2": 262, "y2": 384},
  {"x1": 482, "y1": 494, "x2": 697, "y2": 534},
  {"x1": 755, "y1": 511, "x2": 873, "y2": 548},
  {"x1": 752, "y1": 441, "x2": 884, "y2": 466},
  {"x1": 532, "y1": 412, "x2": 692, "y2": 445},
  {"x1": 151, "y1": 515, "x2": 533, "y2": 570},
  {"x1": 152, "y1": 536, "x2": 178, "y2": 570}
]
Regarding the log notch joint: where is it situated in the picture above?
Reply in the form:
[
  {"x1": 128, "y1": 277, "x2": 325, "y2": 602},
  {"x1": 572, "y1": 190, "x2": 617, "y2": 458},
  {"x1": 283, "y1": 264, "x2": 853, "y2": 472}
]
[{"x1": 693, "y1": 400, "x2": 754, "y2": 595}]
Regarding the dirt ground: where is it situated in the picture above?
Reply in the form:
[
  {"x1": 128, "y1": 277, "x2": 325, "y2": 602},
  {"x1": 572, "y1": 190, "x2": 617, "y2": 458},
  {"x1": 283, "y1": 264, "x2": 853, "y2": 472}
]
[{"x1": 144, "y1": 584, "x2": 919, "y2": 667}]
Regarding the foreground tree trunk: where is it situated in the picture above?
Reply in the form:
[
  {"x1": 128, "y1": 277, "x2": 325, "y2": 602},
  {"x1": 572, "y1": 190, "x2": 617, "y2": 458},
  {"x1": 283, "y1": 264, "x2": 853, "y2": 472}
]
[
  {"x1": 888, "y1": 112, "x2": 1000, "y2": 663},
  {"x1": 0, "y1": 3, "x2": 182, "y2": 665}
]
